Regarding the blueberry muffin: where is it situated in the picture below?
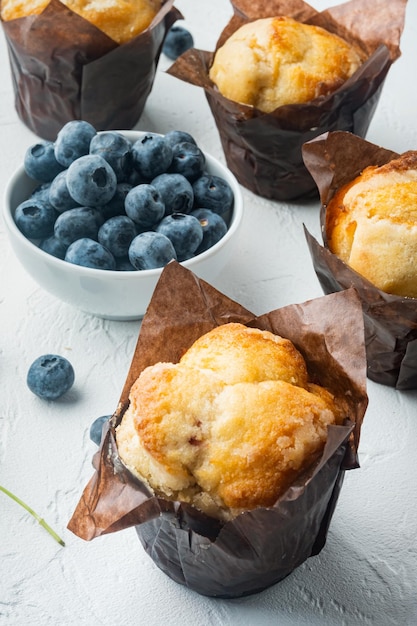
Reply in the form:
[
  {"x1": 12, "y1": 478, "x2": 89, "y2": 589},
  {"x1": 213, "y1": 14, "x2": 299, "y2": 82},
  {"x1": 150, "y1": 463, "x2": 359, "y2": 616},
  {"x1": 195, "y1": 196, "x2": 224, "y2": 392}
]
[
  {"x1": 116, "y1": 322, "x2": 346, "y2": 521},
  {"x1": 1, "y1": 0, "x2": 162, "y2": 43},
  {"x1": 209, "y1": 16, "x2": 364, "y2": 112},
  {"x1": 326, "y1": 151, "x2": 417, "y2": 298}
]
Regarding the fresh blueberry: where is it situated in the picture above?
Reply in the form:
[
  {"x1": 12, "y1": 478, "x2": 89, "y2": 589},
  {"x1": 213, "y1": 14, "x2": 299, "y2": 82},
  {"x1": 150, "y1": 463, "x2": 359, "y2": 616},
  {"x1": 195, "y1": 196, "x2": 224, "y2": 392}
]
[
  {"x1": 116, "y1": 257, "x2": 137, "y2": 271},
  {"x1": 126, "y1": 167, "x2": 149, "y2": 187},
  {"x1": 170, "y1": 141, "x2": 205, "y2": 182},
  {"x1": 65, "y1": 238, "x2": 116, "y2": 270},
  {"x1": 156, "y1": 213, "x2": 203, "y2": 261},
  {"x1": 192, "y1": 174, "x2": 234, "y2": 221},
  {"x1": 48, "y1": 170, "x2": 80, "y2": 213},
  {"x1": 162, "y1": 25, "x2": 194, "y2": 60},
  {"x1": 151, "y1": 173, "x2": 194, "y2": 215},
  {"x1": 54, "y1": 207, "x2": 103, "y2": 246},
  {"x1": 98, "y1": 216, "x2": 137, "y2": 258},
  {"x1": 66, "y1": 155, "x2": 117, "y2": 208},
  {"x1": 89, "y1": 415, "x2": 111, "y2": 445},
  {"x1": 27, "y1": 354, "x2": 75, "y2": 400},
  {"x1": 89, "y1": 131, "x2": 133, "y2": 182},
  {"x1": 128, "y1": 231, "x2": 177, "y2": 270},
  {"x1": 39, "y1": 235, "x2": 69, "y2": 260},
  {"x1": 14, "y1": 199, "x2": 57, "y2": 239},
  {"x1": 131, "y1": 134, "x2": 173, "y2": 180},
  {"x1": 191, "y1": 208, "x2": 228, "y2": 253},
  {"x1": 54, "y1": 120, "x2": 97, "y2": 167},
  {"x1": 101, "y1": 182, "x2": 132, "y2": 220},
  {"x1": 24, "y1": 141, "x2": 65, "y2": 182},
  {"x1": 31, "y1": 183, "x2": 53, "y2": 205},
  {"x1": 164, "y1": 129, "x2": 197, "y2": 149},
  {"x1": 124, "y1": 184, "x2": 165, "y2": 229}
]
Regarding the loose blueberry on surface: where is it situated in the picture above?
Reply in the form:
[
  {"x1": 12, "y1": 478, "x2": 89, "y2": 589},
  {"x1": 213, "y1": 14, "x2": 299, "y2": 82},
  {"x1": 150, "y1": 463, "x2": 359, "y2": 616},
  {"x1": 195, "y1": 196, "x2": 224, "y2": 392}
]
[
  {"x1": 128, "y1": 231, "x2": 177, "y2": 270},
  {"x1": 48, "y1": 170, "x2": 80, "y2": 213},
  {"x1": 98, "y1": 215, "x2": 137, "y2": 258},
  {"x1": 54, "y1": 120, "x2": 97, "y2": 168},
  {"x1": 125, "y1": 184, "x2": 165, "y2": 229},
  {"x1": 65, "y1": 238, "x2": 116, "y2": 270},
  {"x1": 24, "y1": 141, "x2": 65, "y2": 182},
  {"x1": 192, "y1": 174, "x2": 234, "y2": 220},
  {"x1": 151, "y1": 173, "x2": 194, "y2": 215},
  {"x1": 89, "y1": 131, "x2": 133, "y2": 182},
  {"x1": 170, "y1": 141, "x2": 205, "y2": 182},
  {"x1": 54, "y1": 207, "x2": 103, "y2": 246},
  {"x1": 191, "y1": 208, "x2": 228, "y2": 253},
  {"x1": 164, "y1": 129, "x2": 197, "y2": 149},
  {"x1": 162, "y1": 25, "x2": 194, "y2": 60},
  {"x1": 39, "y1": 235, "x2": 69, "y2": 260},
  {"x1": 15, "y1": 199, "x2": 57, "y2": 239},
  {"x1": 27, "y1": 354, "x2": 75, "y2": 400},
  {"x1": 131, "y1": 134, "x2": 173, "y2": 180},
  {"x1": 66, "y1": 155, "x2": 117, "y2": 208},
  {"x1": 89, "y1": 415, "x2": 111, "y2": 446},
  {"x1": 156, "y1": 213, "x2": 203, "y2": 261}
]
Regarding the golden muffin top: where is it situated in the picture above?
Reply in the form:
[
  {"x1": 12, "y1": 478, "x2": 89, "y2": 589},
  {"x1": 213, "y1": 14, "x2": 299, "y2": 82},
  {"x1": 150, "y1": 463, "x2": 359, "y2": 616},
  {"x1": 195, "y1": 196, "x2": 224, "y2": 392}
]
[
  {"x1": 209, "y1": 16, "x2": 364, "y2": 113},
  {"x1": 116, "y1": 323, "x2": 345, "y2": 520},
  {"x1": 326, "y1": 151, "x2": 417, "y2": 298},
  {"x1": 1, "y1": 0, "x2": 161, "y2": 44}
]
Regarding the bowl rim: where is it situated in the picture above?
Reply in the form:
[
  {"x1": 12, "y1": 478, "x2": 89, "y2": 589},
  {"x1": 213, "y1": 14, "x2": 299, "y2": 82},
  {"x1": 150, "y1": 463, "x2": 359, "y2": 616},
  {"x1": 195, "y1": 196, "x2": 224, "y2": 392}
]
[{"x1": 3, "y1": 130, "x2": 243, "y2": 280}]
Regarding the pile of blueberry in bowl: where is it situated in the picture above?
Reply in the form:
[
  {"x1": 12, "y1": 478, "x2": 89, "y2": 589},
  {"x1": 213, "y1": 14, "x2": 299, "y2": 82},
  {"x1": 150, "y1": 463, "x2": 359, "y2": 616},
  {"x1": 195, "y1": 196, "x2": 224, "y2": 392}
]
[{"x1": 3, "y1": 121, "x2": 243, "y2": 320}]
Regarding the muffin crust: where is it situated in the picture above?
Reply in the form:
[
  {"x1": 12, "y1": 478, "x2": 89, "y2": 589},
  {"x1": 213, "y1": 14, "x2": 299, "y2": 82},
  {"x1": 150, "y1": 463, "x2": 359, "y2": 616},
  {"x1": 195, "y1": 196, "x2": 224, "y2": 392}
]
[
  {"x1": 326, "y1": 151, "x2": 417, "y2": 298},
  {"x1": 1, "y1": 0, "x2": 161, "y2": 43},
  {"x1": 209, "y1": 16, "x2": 364, "y2": 112},
  {"x1": 116, "y1": 323, "x2": 345, "y2": 519}
]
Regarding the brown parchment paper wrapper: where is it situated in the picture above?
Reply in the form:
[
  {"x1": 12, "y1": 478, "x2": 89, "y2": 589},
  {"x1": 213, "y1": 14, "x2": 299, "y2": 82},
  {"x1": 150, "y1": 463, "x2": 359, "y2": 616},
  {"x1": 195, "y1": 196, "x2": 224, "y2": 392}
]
[
  {"x1": 0, "y1": 0, "x2": 181, "y2": 140},
  {"x1": 167, "y1": 0, "x2": 406, "y2": 202},
  {"x1": 68, "y1": 262, "x2": 368, "y2": 598},
  {"x1": 303, "y1": 130, "x2": 417, "y2": 390}
]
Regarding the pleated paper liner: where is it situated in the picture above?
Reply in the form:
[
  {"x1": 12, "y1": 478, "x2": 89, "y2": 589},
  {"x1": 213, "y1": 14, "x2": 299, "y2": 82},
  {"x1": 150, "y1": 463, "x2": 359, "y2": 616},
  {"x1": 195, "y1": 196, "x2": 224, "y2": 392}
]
[
  {"x1": 0, "y1": 0, "x2": 181, "y2": 140},
  {"x1": 68, "y1": 262, "x2": 368, "y2": 598},
  {"x1": 167, "y1": 0, "x2": 406, "y2": 202},
  {"x1": 303, "y1": 130, "x2": 417, "y2": 390}
]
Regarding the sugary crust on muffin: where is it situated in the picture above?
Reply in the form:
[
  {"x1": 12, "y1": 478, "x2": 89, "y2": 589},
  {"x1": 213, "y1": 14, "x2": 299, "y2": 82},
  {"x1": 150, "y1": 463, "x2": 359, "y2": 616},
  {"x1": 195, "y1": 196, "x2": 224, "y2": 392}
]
[
  {"x1": 326, "y1": 151, "x2": 417, "y2": 298},
  {"x1": 179, "y1": 322, "x2": 310, "y2": 388},
  {"x1": 0, "y1": 0, "x2": 161, "y2": 44},
  {"x1": 194, "y1": 380, "x2": 339, "y2": 512},
  {"x1": 208, "y1": 16, "x2": 364, "y2": 113},
  {"x1": 116, "y1": 323, "x2": 345, "y2": 520},
  {"x1": 0, "y1": 0, "x2": 47, "y2": 20}
]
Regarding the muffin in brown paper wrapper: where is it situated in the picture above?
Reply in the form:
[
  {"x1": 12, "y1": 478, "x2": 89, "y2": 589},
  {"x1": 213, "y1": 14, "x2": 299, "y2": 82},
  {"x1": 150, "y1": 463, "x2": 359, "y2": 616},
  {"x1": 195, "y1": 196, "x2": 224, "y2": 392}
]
[
  {"x1": 0, "y1": 0, "x2": 181, "y2": 140},
  {"x1": 303, "y1": 130, "x2": 417, "y2": 390},
  {"x1": 167, "y1": 0, "x2": 406, "y2": 202},
  {"x1": 67, "y1": 261, "x2": 368, "y2": 598}
]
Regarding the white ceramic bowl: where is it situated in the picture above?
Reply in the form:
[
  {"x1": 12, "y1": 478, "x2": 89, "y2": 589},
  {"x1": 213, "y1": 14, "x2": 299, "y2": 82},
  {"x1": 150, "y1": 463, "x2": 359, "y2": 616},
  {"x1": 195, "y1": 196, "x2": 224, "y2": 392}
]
[{"x1": 3, "y1": 131, "x2": 243, "y2": 320}]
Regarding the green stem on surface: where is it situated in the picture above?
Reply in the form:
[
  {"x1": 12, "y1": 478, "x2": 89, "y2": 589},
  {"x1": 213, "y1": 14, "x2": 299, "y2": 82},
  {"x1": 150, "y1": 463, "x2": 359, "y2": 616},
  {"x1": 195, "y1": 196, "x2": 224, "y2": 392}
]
[{"x1": 0, "y1": 485, "x2": 65, "y2": 546}]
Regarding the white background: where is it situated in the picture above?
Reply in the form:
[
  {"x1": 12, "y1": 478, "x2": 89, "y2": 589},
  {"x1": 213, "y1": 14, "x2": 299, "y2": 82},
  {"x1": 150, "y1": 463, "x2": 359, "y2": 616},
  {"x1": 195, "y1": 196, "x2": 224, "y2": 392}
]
[{"x1": 1, "y1": 1, "x2": 416, "y2": 624}]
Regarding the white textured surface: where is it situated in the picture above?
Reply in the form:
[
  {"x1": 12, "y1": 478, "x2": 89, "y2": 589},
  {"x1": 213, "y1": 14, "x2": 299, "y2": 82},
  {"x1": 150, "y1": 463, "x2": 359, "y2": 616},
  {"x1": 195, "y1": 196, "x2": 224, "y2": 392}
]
[{"x1": 1, "y1": 1, "x2": 417, "y2": 624}]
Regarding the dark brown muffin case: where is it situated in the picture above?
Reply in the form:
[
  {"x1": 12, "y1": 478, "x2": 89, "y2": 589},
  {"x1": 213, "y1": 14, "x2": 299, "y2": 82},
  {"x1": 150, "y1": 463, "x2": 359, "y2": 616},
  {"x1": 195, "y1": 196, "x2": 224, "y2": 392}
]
[
  {"x1": 0, "y1": 0, "x2": 181, "y2": 140},
  {"x1": 167, "y1": 0, "x2": 406, "y2": 202},
  {"x1": 303, "y1": 130, "x2": 417, "y2": 390},
  {"x1": 68, "y1": 262, "x2": 368, "y2": 598}
]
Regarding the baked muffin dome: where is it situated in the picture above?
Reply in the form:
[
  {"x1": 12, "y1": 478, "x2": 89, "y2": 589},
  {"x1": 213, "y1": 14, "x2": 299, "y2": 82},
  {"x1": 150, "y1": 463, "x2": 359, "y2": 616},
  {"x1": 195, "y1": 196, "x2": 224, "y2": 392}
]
[
  {"x1": 116, "y1": 323, "x2": 345, "y2": 520},
  {"x1": 208, "y1": 16, "x2": 364, "y2": 113},
  {"x1": 326, "y1": 151, "x2": 417, "y2": 298},
  {"x1": 1, "y1": 0, "x2": 161, "y2": 44}
]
